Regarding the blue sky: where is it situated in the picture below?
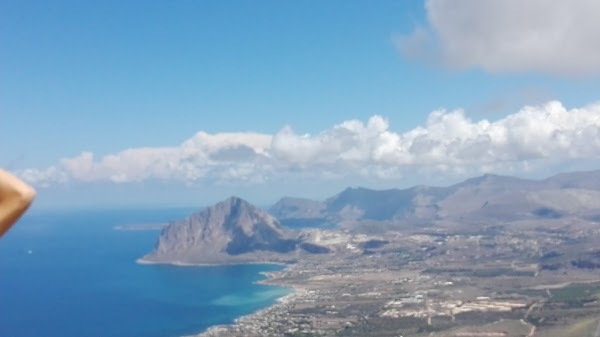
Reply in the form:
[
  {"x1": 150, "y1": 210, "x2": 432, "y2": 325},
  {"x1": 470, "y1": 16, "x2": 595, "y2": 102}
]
[{"x1": 3, "y1": 0, "x2": 600, "y2": 208}]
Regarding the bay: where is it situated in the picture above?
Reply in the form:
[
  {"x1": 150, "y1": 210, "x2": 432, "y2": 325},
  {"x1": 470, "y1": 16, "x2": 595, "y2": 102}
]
[{"x1": 0, "y1": 207, "x2": 289, "y2": 337}]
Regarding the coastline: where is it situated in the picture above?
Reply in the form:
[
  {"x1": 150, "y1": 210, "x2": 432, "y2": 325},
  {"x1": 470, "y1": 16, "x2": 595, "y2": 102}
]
[
  {"x1": 187, "y1": 285, "x2": 303, "y2": 337},
  {"x1": 188, "y1": 262, "x2": 309, "y2": 337},
  {"x1": 136, "y1": 257, "x2": 299, "y2": 337},
  {"x1": 136, "y1": 257, "x2": 289, "y2": 267}
]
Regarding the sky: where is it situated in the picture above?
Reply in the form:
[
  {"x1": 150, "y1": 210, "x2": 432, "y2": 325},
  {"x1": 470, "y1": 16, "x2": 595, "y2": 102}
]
[{"x1": 2, "y1": 0, "x2": 600, "y2": 208}]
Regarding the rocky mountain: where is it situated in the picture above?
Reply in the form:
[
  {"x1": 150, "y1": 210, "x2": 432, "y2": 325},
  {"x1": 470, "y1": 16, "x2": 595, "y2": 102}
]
[
  {"x1": 269, "y1": 197, "x2": 326, "y2": 220},
  {"x1": 142, "y1": 169, "x2": 600, "y2": 264},
  {"x1": 142, "y1": 196, "x2": 298, "y2": 264},
  {"x1": 272, "y1": 169, "x2": 600, "y2": 229},
  {"x1": 268, "y1": 197, "x2": 329, "y2": 229},
  {"x1": 324, "y1": 185, "x2": 450, "y2": 223}
]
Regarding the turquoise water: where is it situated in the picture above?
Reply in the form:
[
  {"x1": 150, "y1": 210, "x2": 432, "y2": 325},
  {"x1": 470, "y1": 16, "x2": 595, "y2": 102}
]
[{"x1": 0, "y1": 208, "x2": 290, "y2": 337}]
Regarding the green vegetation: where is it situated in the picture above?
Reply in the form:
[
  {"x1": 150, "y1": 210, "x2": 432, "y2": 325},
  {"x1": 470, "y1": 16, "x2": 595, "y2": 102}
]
[{"x1": 550, "y1": 283, "x2": 600, "y2": 302}]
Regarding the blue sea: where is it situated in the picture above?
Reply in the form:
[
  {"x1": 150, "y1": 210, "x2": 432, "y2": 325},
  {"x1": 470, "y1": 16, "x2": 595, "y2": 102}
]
[{"x1": 0, "y1": 207, "x2": 290, "y2": 337}]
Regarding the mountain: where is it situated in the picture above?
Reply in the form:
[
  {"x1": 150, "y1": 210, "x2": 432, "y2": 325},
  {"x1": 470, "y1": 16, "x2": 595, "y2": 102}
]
[
  {"x1": 324, "y1": 185, "x2": 450, "y2": 223},
  {"x1": 268, "y1": 197, "x2": 330, "y2": 229},
  {"x1": 142, "y1": 197, "x2": 298, "y2": 264},
  {"x1": 269, "y1": 197, "x2": 326, "y2": 220},
  {"x1": 143, "y1": 169, "x2": 600, "y2": 264},
  {"x1": 272, "y1": 169, "x2": 600, "y2": 229},
  {"x1": 543, "y1": 169, "x2": 600, "y2": 189}
]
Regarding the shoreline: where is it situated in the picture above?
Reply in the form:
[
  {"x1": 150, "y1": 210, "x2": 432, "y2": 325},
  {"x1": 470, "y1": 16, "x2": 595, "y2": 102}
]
[
  {"x1": 136, "y1": 257, "x2": 290, "y2": 267},
  {"x1": 187, "y1": 285, "x2": 304, "y2": 337},
  {"x1": 136, "y1": 257, "x2": 300, "y2": 337}
]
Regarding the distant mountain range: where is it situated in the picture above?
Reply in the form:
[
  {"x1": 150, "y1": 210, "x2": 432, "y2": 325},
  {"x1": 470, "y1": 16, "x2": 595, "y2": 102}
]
[
  {"x1": 270, "y1": 169, "x2": 600, "y2": 229},
  {"x1": 143, "y1": 169, "x2": 600, "y2": 264}
]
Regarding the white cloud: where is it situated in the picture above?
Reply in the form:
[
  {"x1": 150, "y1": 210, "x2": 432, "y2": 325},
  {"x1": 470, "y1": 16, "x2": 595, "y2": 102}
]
[
  {"x1": 396, "y1": 0, "x2": 600, "y2": 75},
  {"x1": 17, "y1": 101, "x2": 600, "y2": 187},
  {"x1": 271, "y1": 116, "x2": 391, "y2": 167},
  {"x1": 18, "y1": 166, "x2": 68, "y2": 188}
]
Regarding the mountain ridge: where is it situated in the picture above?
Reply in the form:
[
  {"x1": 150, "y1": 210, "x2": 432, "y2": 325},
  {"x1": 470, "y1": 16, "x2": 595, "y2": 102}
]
[
  {"x1": 271, "y1": 169, "x2": 600, "y2": 228},
  {"x1": 143, "y1": 169, "x2": 600, "y2": 264}
]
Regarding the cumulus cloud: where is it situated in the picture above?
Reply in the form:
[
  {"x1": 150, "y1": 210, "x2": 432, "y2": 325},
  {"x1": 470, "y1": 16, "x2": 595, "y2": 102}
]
[
  {"x1": 396, "y1": 0, "x2": 600, "y2": 75},
  {"x1": 17, "y1": 101, "x2": 600, "y2": 187},
  {"x1": 271, "y1": 116, "x2": 391, "y2": 168}
]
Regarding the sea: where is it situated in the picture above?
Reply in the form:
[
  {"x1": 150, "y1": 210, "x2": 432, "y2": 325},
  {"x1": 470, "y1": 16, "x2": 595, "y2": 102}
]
[{"x1": 0, "y1": 207, "x2": 290, "y2": 337}]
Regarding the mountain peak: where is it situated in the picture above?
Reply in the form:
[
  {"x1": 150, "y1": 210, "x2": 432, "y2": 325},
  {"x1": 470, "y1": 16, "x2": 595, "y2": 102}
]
[
  {"x1": 222, "y1": 195, "x2": 246, "y2": 204},
  {"x1": 216, "y1": 196, "x2": 256, "y2": 216},
  {"x1": 145, "y1": 197, "x2": 297, "y2": 264},
  {"x1": 217, "y1": 195, "x2": 252, "y2": 210}
]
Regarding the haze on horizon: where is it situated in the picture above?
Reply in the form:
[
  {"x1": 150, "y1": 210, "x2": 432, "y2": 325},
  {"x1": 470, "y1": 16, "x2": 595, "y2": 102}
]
[{"x1": 3, "y1": 0, "x2": 600, "y2": 208}]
